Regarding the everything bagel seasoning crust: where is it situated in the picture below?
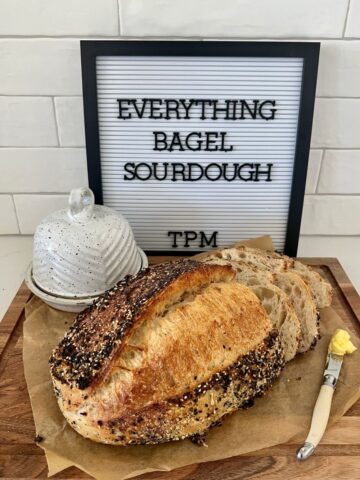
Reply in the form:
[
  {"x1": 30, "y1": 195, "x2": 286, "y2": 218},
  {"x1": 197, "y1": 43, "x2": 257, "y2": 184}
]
[{"x1": 49, "y1": 259, "x2": 285, "y2": 445}]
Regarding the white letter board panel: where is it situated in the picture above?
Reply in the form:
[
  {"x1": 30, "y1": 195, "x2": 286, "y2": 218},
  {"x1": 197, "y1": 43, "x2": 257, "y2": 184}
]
[{"x1": 95, "y1": 54, "x2": 304, "y2": 253}]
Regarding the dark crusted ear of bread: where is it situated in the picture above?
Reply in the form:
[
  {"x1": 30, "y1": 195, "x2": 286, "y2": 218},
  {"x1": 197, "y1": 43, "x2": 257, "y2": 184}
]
[{"x1": 49, "y1": 259, "x2": 285, "y2": 445}]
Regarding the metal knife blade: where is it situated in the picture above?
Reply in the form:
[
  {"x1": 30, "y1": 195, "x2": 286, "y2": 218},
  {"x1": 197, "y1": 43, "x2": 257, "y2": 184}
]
[{"x1": 323, "y1": 353, "x2": 343, "y2": 388}]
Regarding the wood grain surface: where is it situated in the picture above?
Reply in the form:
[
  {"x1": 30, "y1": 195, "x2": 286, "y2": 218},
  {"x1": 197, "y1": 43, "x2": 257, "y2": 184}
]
[{"x1": 0, "y1": 258, "x2": 359, "y2": 479}]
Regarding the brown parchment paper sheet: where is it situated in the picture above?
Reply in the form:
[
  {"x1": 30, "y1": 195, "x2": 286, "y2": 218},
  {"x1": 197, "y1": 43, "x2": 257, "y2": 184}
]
[{"x1": 22, "y1": 236, "x2": 360, "y2": 480}]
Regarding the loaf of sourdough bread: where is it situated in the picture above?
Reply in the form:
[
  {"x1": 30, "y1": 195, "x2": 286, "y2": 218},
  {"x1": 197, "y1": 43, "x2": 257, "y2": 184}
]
[{"x1": 49, "y1": 260, "x2": 285, "y2": 445}]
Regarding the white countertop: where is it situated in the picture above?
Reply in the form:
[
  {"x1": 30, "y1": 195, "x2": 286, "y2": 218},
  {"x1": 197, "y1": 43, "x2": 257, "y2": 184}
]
[{"x1": 0, "y1": 236, "x2": 359, "y2": 322}]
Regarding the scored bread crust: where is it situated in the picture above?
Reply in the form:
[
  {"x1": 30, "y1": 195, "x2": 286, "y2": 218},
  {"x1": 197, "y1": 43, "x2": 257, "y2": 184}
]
[
  {"x1": 50, "y1": 260, "x2": 235, "y2": 390},
  {"x1": 49, "y1": 259, "x2": 285, "y2": 445}
]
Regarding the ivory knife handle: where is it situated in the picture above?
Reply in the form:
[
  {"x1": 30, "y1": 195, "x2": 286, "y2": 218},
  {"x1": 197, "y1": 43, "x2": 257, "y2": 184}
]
[{"x1": 297, "y1": 384, "x2": 334, "y2": 460}]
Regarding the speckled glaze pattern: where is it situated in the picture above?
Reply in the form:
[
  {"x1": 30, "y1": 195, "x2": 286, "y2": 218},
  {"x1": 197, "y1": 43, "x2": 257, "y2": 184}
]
[{"x1": 32, "y1": 187, "x2": 144, "y2": 298}]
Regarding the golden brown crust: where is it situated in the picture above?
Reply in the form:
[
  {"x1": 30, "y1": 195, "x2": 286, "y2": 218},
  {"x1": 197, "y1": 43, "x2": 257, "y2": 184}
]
[
  {"x1": 49, "y1": 259, "x2": 284, "y2": 445},
  {"x1": 50, "y1": 260, "x2": 235, "y2": 390},
  {"x1": 53, "y1": 331, "x2": 284, "y2": 445}
]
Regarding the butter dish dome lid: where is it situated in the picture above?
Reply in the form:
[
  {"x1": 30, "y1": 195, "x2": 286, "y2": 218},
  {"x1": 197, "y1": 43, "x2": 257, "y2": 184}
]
[{"x1": 31, "y1": 187, "x2": 146, "y2": 298}]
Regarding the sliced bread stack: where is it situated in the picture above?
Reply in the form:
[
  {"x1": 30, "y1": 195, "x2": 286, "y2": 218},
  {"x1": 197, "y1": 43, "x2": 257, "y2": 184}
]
[
  {"x1": 216, "y1": 246, "x2": 332, "y2": 309},
  {"x1": 197, "y1": 246, "x2": 332, "y2": 363},
  {"x1": 206, "y1": 258, "x2": 301, "y2": 362}
]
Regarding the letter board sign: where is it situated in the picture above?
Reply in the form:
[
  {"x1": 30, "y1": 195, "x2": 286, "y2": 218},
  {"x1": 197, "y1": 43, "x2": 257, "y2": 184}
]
[{"x1": 81, "y1": 41, "x2": 319, "y2": 255}]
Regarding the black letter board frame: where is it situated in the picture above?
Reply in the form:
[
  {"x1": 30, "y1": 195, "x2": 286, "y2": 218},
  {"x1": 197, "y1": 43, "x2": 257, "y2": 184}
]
[{"x1": 81, "y1": 40, "x2": 319, "y2": 256}]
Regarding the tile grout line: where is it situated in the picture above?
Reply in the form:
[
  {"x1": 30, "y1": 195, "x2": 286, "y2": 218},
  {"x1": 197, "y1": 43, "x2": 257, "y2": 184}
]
[
  {"x1": 0, "y1": 146, "x2": 85, "y2": 149},
  {"x1": 0, "y1": 94, "x2": 83, "y2": 98},
  {"x1": 342, "y1": 0, "x2": 352, "y2": 38},
  {"x1": 2, "y1": 94, "x2": 360, "y2": 100},
  {"x1": 305, "y1": 193, "x2": 360, "y2": 197},
  {"x1": 0, "y1": 233, "x2": 33, "y2": 237},
  {"x1": 310, "y1": 147, "x2": 360, "y2": 151},
  {"x1": 1, "y1": 232, "x2": 359, "y2": 238},
  {"x1": 1, "y1": 35, "x2": 360, "y2": 41},
  {"x1": 0, "y1": 146, "x2": 358, "y2": 151},
  {"x1": 0, "y1": 93, "x2": 83, "y2": 98},
  {"x1": 2, "y1": 192, "x2": 72, "y2": 196},
  {"x1": 10, "y1": 194, "x2": 21, "y2": 234},
  {"x1": 315, "y1": 149, "x2": 325, "y2": 194},
  {"x1": 52, "y1": 97, "x2": 61, "y2": 147},
  {"x1": 300, "y1": 234, "x2": 360, "y2": 238},
  {"x1": 2, "y1": 189, "x2": 360, "y2": 197},
  {"x1": 3, "y1": 192, "x2": 360, "y2": 197},
  {"x1": 317, "y1": 96, "x2": 360, "y2": 100},
  {"x1": 117, "y1": 0, "x2": 123, "y2": 36}
]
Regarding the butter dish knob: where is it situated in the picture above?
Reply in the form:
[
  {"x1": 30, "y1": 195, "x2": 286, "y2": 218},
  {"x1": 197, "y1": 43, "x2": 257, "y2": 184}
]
[{"x1": 68, "y1": 187, "x2": 95, "y2": 222}]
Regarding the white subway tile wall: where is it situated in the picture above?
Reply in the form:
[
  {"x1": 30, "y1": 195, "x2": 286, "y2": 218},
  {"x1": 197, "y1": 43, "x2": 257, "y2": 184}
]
[
  {"x1": 345, "y1": 0, "x2": 360, "y2": 37},
  {"x1": 301, "y1": 196, "x2": 360, "y2": 235},
  {"x1": 317, "y1": 41, "x2": 360, "y2": 97},
  {"x1": 120, "y1": 0, "x2": 349, "y2": 38},
  {"x1": 0, "y1": 97, "x2": 58, "y2": 146},
  {"x1": 54, "y1": 97, "x2": 85, "y2": 147},
  {"x1": 13, "y1": 195, "x2": 68, "y2": 234},
  {"x1": 0, "y1": 0, "x2": 119, "y2": 36},
  {"x1": 318, "y1": 150, "x2": 360, "y2": 194},
  {"x1": 0, "y1": 0, "x2": 359, "y2": 291},
  {"x1": 305, "y1": 150, "x2": 323, "y2": 194},
  {"x1": 0, "y1": 149, "x2": 88, "y2": 193},
  {"x1": 0, "y1": 40, "x2": 82, "y2": 96},
  {"x1": 312, "y1": 98, "x2": 360, "y2": 148},
  {"x1": 0, "y1": 195, "x2": 19, "y2": 234}
]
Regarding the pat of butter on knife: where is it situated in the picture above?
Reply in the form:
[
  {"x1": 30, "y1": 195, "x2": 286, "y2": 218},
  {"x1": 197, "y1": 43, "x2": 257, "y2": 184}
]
[
  {"x1": 297, "y1": 328, "x2": 356, "y2": 461},
  {"x1": 328, "y1": 329, "x2": 357, "y2": 356}
]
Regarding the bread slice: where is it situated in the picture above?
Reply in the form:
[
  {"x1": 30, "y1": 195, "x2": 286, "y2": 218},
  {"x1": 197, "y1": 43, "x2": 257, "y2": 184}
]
[
  {"x1": 291, "y1": 260, "x2": 332, "y2": 309},
  {"x1": 204, "y1": 246, "x2": 332, "y2": 309},
  {"x1": 205, "y1": 258, "x2": 301, "y2": 362},
  {"x1": 203, "y1": 256, "x2": 318, "y2": 353},
  {"x1": 223, "y1": 245, "x2": 332, "y2": 308},
  {"x1": 49, "y1": 259, "x2": 285, "y2": 445},
  {"x1": 271, "y1": 272, "x2": 319, "y2": 352}
]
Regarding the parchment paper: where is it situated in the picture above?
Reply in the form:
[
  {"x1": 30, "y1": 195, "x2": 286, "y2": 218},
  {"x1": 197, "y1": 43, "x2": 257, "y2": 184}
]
[{"x1": 23, "y1": 236, "x2": 360, "y2": 480}]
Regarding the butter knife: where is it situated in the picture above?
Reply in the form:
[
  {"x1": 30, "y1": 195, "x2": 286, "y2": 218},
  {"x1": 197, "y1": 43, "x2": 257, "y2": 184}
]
[{"x1": 296, "y1": 352, "x2": 343, "y2": 460}]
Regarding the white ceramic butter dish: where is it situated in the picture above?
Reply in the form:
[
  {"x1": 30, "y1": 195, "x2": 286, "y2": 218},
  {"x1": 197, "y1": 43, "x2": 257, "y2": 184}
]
[{"x1": 25, "y1": 187, "x2": 148, "y2": 312}]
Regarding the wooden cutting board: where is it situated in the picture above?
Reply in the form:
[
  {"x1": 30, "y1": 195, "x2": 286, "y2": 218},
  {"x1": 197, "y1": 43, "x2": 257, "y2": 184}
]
[{"x1": 1, "y1": 257, "x2": 360, "y2": 479}]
